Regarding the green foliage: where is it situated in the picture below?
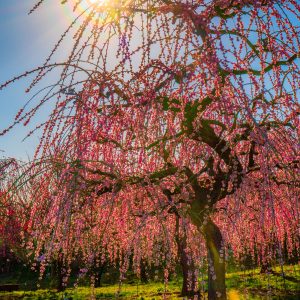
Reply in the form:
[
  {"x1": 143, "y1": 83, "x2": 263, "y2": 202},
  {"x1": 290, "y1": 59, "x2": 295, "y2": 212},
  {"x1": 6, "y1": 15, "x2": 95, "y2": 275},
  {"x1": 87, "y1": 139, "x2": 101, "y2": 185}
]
[
  {"x1": 161, "y1": 97, "x2": 181, "y2": 113},
  {"x1": 182, "y1": 97, "x2": 212, "y2": 133}
]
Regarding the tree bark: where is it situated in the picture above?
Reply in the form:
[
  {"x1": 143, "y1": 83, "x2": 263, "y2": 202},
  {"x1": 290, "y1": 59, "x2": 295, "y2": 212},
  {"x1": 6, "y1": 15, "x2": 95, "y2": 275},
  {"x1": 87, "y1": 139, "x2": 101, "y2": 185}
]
[
  {"x1": 175, "y1": 216, "x2": 200, "y2": 299},
  {"x1": 51, "y1": 259, "x2": 65, "y2": 292},
  {"x1": 179, "y1": 244, "x2": 200, "y2": 298},
  {"x1": 94, "y1": 263, "x2": 106, "y2": 287},
  {"x1": 140, "y1": 259, "x2": 148, "y2": 283},
  {"x1": 202, "y1": 219, "x2": 226, "y2": 300}
]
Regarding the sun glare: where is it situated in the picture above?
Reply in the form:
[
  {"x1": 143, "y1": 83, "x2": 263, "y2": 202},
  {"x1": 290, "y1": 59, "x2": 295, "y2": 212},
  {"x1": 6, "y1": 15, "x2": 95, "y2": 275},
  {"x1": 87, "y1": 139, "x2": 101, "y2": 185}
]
[
  {"x1": 88, "y1": 0, "x2": 106, "y2": 5},
  {"x1": 64, "y1": 0, "x2": 132, "y2": 29}
]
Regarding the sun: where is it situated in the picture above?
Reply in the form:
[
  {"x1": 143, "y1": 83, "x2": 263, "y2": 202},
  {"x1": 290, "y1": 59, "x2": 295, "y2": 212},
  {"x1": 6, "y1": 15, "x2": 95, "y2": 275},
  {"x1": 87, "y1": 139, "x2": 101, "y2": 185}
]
[
  {"x1": 88, "y1": 0, "x2": 106, "y2": 5},
  {"x1": 64, "y1": 0, "x2": 130, "y2": 26}
]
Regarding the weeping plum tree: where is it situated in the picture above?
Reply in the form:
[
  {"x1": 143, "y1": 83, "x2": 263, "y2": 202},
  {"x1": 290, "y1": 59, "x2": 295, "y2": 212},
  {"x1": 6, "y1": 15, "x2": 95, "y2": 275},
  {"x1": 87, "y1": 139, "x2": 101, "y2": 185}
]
[{"x1": 1, "y1": 0, "x2": 300, "y2": 299}]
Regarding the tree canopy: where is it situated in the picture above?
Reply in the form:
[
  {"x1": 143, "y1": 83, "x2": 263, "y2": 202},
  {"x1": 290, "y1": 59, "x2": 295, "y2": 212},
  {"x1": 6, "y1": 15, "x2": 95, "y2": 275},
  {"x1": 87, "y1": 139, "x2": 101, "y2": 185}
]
[{"x1": 1, "y1": 1, "x2": 299, "y2": 299}]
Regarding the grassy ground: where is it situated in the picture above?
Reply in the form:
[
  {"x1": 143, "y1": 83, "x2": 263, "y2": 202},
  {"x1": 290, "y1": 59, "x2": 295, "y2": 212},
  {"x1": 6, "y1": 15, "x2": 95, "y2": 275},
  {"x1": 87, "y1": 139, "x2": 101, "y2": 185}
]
[{"x1": 0, "y1": 265, "x2": 299, "y2": 299}]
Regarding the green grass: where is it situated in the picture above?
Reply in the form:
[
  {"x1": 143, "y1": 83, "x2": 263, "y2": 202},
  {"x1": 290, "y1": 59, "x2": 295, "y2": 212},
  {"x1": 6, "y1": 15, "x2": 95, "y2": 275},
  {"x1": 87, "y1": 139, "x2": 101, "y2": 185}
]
[
  {"x1": 0, "y1": 283, "x2": 178, "y2": 300},
  {"x1": 225, "y1": 264, "x2": 300, "y2": 299},
  {"x1": 0, "y1": 265, "x2": 299, "y2": 299}
]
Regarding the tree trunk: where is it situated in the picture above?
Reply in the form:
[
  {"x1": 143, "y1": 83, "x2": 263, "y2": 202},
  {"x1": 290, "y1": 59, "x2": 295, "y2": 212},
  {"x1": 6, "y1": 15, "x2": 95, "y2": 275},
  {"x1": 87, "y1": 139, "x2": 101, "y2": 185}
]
[
  {"x1": 140, "y1": 259, "x2": 148, "y2": 283},
  {"x1": 175, "y1": 216, "x2": 200, "y2": 299},
  {"x1": 91, "y1": 257, "x2": 107, "y2": 288},
  {"x1": 179, "y1": 246, "x2": 200, "y2": 298},
  {"x1": 94, "y1": 264, "x2": 106, "y2": 287},
  {"x1": 51, "y1": 259, "x2": 65, "y2": 292},
  {"x1": 202, "y1": 219, "x2": 226, "y2": 300}
]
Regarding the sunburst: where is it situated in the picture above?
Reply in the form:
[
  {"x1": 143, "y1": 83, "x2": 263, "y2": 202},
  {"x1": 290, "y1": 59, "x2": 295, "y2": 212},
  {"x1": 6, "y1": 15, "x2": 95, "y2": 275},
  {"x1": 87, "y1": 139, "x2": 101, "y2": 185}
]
[{"x1": 88, "y1": 0, "x2": 106, "y2": 5}]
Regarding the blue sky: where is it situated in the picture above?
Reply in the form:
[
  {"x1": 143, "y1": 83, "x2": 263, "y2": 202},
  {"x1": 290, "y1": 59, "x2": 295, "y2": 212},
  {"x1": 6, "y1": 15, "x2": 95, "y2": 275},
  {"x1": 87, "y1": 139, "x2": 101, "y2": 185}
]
[
  {"x1": 1, "y1": 1, "x2": 298, "y2": 160},
  {"x1": 0, "y1": 1, "x2": 71, "y2": 160}
]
